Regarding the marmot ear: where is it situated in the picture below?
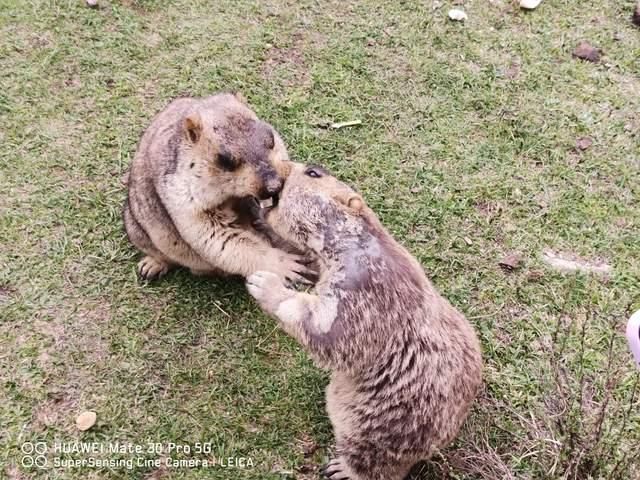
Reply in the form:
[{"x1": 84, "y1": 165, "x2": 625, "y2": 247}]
[
  {"x1": 333, "y1": 192, "x2": 364, "y2": 214},
  {"x1": 184, "y1": 113, "x2": 202, "y2": 143},
  {"x1": 347, "y1": 195, "x2": 364, "y2": 213}
]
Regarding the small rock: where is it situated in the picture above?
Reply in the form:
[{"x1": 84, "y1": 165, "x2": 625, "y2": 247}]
[
  {"x1": 499, "y1": 253, "x2": 522, "y2": 271},
  {"x1": 572, "y1": 41, "x2": 602, "y2": 63},
  {"x1": 575, "y1": 136, "x2": 593, "y2": 151},
  {"x1": 526, "y1": 270, "x2": 544, "y2": 282},
  {"x1": 520, "y1": 0, "x2": 542, "y2": 10},
  {"x1": 463, "y1": 236, "x2": 473, "y2": 246},
  {"x1": 76, "y1": 411, "x2": 97, "y2": 431},
  {"x1": 86, "y1": 0, "x2": 99, "y2": 8},
  {"x1": 448, "y1": 9, "x2": 468, "y2": 21}
]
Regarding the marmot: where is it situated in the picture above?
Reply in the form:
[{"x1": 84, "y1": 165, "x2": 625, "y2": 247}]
[
  {"x1": 123, "y1": 93, "x2": 312, "y2": 282},
  {"x1": 247, "y1": 164, "x2": 482, "y2": 480}
]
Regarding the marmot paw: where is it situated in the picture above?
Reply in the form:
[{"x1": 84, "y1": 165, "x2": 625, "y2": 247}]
[
  {"x1": 320, "y1": 457, "x2": 353, "y2": 480},
  {"x1": 137, "y1": 256, "x2": 170, "y2": 281},
  {"x1": 246, "y1": 270, "x2": 292, "y2": 314}
]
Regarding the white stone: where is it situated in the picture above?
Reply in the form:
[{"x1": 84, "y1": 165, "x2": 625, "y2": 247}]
[
  {"x1": 448, "y1": 9, "x2": 468, "y2": 21},
  {"x1": 520, "y1": 0, "x2": 542, "y2": 10}
]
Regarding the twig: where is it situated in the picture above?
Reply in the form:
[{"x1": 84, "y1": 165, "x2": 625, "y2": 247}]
[{"x1": 330, "y1": 120, "x2": 362, "y2": 129}]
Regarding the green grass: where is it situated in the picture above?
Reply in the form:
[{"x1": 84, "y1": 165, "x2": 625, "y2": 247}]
[{"x1": 1, "y1": 0, "x2": 639, "y2": 478}]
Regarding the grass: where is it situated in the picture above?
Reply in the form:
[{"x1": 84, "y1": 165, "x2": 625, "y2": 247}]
[{"x1": 1, "y1": 0, "x2": 639, "y2": 478}]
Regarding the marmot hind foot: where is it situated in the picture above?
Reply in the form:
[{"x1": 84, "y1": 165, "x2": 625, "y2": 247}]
[{"x1": 320, "y1": 457, "x2": 355, "y2": 480}]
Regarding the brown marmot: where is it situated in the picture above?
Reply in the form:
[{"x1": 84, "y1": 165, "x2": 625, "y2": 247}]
[
  {"x1": 123, "y1": 93, "x2": 312, "y2": 282},
  {"x1": 247, "y1": 163, "x2": 482, "y2": 480}
]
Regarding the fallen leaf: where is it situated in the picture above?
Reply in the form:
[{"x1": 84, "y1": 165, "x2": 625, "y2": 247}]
[
  {"x1": 499, "y1": 253, "x2": 522, "y2": 271},
  {"x1": 572, "y1": 41, "x2": 602, "y2": 63},
  {"x1": 76, "y1": 411, "x2": 97, "y2": 431},
  {"x1": 575, "y1": 136, "x2": 593, "y2": 151}
]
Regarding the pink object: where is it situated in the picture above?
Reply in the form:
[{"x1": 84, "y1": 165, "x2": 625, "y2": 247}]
[{"x1": 627, "y1": 311, "x2": 640, "y2": 369}]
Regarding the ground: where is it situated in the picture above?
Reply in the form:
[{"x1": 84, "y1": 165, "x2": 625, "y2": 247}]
[{"x1": 1, "y1": 0, "x2": 639, "y2": 479}]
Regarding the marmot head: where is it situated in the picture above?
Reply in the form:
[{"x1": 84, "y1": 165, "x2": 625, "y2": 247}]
[
  {"x1": 181, "y1": 93, "x2": 291, "y2": 207},
  {"x1": 261, "y1": 163, "x2": 365, "y2": 253}
]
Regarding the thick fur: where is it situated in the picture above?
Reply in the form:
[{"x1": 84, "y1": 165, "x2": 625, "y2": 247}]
[
  {"x1": 247, "y1": 164, "x2": 482, "y2": 480},
  {"x1": 123, "y1": 93, "x2": 311, "y2": 281}
]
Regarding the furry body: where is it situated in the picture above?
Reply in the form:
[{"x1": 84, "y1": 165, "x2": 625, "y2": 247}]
[{"x1": 247, "y1": 164, "x2": 483, "y2": 480}]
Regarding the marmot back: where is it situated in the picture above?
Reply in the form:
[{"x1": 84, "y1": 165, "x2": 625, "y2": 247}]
[
  {"x1": 123, "y1": 93, "x2": 312, "y2": 283},
  {"x1": 247, "y1": 163, "x2": 482, "y2": 480}
]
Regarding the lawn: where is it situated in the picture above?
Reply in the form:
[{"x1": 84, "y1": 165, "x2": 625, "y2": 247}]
[{"x1": 1, "y1": 0, "x2": 639, "y2": 479}]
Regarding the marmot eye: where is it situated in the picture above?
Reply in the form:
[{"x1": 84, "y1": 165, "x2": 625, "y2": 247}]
[
  {"x1": 305, "y1": 167, "x2": 322, "y2": 178},
  {"x1": 217, "y1": 152, "x2": 238, "y2": 172}
]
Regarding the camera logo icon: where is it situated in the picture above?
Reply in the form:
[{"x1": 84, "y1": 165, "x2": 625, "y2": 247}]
[{"x1": 20, "y1": 442, "x2": 48, "y2": 469}]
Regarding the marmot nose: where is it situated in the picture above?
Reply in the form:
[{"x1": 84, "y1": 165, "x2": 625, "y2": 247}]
[{"x1": 263, "y1": 177, "x2": 284, "y2": 196}]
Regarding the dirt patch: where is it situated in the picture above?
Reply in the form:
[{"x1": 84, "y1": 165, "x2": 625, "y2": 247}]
[
  {"x1": 33, "y1": 396, "x2": 77, "y2": 432},
  {"x1": 475, "y1": 200, "x2": 502, "y2": 222},
  {"x1": 261, "y1": 32, "x2": 311, "y2": 89},
  {"x1": 144, "y1": 463, "x2": 170, "y2": 479},
  {"x1": 39, "y1": 118, "x2": 82, "y2": 153},
  {"x1": 28, "y1": 300, "x2": 111, "y2": 432},
  {"x1": 5, "y1": 464, "x2": 27, "y2": 480},
  {"x1": 143, "y1": 31, "x2": 163, "y2": 49},
  {"x1": 0, "y1": 285, "x2": 16, "y2": 305}
]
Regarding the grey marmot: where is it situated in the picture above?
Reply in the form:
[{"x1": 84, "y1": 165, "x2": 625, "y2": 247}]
[{"x1": 247, "y1": 163, "x2": 482, "y2": 480}]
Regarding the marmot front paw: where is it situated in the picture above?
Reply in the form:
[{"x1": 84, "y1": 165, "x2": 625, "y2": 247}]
[
  {"x1": 246, "y1": 270, "x2": 294, "y2": 314},
  {"x1": 267, "y1": 252, "x2": 318, "y2": 285}
]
